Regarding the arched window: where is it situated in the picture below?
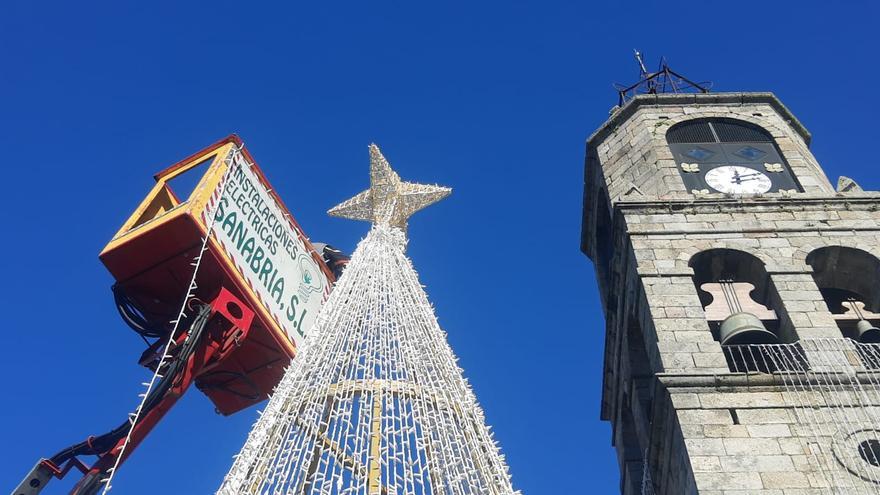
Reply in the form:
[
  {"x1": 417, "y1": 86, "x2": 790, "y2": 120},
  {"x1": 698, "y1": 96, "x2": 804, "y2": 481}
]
[
  {"x1": 620, "y1": 314, "x2": 656, "y2": 492},
  {"x1": 808, "y1": 247, "x2": 880, "y2": 346},
  {"x1": 668, "y1": 118, "x2": 801, "y2": 195},
  {"x1": 690, "y1": 249, "x2": 802, "y2": 372},
  {"x1": 593, "y1": 189, "x2": 615, "y2": 309},
  {"x1": 690, "y1": 249, "x2": 778, "y2": 345}
]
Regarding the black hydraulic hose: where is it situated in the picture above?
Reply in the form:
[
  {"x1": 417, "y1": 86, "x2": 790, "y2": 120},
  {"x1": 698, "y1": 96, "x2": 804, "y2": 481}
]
[
  {"x1": 112, "y1": 285, "x2": 166, "y2": 339},
  {"x1": 48, "y1": 305, "x2": 213, "y2": 467}
]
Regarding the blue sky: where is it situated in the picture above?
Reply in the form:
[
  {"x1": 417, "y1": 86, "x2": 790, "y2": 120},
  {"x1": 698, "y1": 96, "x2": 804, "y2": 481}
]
[{"x1": 2, "y1": 1, "x2": 879, "y2": 493}]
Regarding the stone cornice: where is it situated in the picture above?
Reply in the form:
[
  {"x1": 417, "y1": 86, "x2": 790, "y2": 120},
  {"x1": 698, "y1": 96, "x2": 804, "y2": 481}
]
[
  {"x1": 587, "y1": 92, "x2": 812, "y2": 147},
  {"x1": 613, "y1": 193, "x2": 880, "y2": 213}
]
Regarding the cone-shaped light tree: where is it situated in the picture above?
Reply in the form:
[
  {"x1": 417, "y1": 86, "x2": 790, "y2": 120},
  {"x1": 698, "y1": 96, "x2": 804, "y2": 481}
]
[{"x1": 218, "y1": 145, "x2": 517, "y2": 495}]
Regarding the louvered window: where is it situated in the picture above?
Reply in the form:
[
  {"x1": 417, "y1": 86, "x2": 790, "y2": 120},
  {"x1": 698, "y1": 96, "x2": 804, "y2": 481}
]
[{"x1": 667, "y1": 119, "x2": 773, "y2": 144}]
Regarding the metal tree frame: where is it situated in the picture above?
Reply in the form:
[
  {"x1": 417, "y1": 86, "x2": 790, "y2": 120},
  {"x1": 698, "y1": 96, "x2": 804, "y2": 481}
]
[{"x1": 219, "y1": 146, "x2": 517, "y2": 495}]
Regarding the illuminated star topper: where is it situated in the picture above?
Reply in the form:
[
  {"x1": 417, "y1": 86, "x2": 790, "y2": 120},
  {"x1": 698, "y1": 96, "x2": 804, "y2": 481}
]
[{"x1": 328, "y1": 144, "x2": 451, "y2": 229}]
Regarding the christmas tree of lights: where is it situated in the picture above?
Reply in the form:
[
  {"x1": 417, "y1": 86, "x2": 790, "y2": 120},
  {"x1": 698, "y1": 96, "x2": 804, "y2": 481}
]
[{"x1": 218, "y1": 145, "x2": 517, "y2": 495}]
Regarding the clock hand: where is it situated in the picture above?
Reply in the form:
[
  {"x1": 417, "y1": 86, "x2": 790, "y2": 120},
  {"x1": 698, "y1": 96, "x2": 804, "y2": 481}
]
[
  {"x1": 736, "y1": 172, "x2": 763, "y2": 179},
  {"x1": 732, "y1": 169, "x2": 743, "y2": 184},
  {"x1": 733, "y1": 176, "x2": 767, "y2": 183}
]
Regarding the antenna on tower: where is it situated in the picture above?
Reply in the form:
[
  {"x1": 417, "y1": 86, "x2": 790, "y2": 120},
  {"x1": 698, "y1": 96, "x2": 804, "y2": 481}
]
[
  {"x1": 613, "y1": 51, "x2": 712, "y2": 106},
  {"x1": 635, "y1": 49, "x2": 649, "y2": 77}
]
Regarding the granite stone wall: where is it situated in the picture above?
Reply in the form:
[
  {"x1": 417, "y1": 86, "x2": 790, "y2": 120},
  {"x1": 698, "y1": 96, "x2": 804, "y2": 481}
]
[{"x1": 582, "y1": 92, "x2": 880, "y2": 493}]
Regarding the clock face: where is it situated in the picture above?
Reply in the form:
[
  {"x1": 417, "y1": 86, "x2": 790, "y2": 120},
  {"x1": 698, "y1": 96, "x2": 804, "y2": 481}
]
[{"x1": 704, "y1": 166, "x2": 773, "y2": 194}]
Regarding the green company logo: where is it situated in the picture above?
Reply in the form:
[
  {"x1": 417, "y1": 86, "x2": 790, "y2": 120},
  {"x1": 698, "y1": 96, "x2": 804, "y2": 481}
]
[{"x1": 297, "y1": 255, "x2": 323, "y2": 302}]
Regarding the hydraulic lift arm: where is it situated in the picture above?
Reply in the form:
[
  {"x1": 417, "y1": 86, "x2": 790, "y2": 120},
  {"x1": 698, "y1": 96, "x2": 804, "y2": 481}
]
[
  {"x1": 13, "y1": 288, "x2": 254, "y2": 495},
  {"x1": 13, "y1": 242, "x2": 349, "y2": 495}
]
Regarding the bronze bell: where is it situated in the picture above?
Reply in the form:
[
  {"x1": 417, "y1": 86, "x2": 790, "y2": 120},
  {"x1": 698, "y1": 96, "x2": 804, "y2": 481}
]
[
  {"x1": 719, "y1": 312, "x2": 779, "y2": 346},
  {"x1": 857, "y1": 319, "x2": 880, "y2": 344}
]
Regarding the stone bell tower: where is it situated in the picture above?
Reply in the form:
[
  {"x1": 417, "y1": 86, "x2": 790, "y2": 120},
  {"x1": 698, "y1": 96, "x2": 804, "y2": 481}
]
[{"x1": 581, "y1": 65, "x2": 880, "y2": 494}]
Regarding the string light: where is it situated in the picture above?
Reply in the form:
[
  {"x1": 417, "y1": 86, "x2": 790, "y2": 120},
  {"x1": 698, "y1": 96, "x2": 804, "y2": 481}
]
[{"x1": 219, "y1": 145, "x2": 518, "y2": 495}]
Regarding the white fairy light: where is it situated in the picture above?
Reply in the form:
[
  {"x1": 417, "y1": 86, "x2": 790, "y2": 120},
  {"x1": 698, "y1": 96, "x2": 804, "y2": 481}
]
[
  {"x1": 722, "y1": 339, "x2": 880, "y2": 494},
  {"x1": 219, "y1": 145, "x2": 518, "y2": 495}
]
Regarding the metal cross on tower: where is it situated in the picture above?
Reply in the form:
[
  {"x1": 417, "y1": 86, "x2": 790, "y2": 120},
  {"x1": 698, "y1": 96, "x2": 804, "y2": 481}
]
[{"x1": 613, "y1": 50, "x2": 712, "y2": 106}]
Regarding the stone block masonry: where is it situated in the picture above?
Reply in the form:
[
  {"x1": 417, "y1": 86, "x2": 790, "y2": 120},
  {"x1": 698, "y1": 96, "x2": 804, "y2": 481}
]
[{"x1": 581, "y1": 92, "x2": 880, "y2": 494}]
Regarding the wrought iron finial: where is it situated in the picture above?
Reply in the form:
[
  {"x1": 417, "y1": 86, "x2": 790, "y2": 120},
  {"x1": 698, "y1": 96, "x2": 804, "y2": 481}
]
[{"x1": 613, "y1": 51, "x2": 712, "y2": 106}]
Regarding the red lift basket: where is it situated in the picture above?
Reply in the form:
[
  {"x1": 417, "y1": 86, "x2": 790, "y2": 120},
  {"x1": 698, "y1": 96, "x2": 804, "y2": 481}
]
[{"x1": 99, "y1": 135, "x2": 334, "y2": 415}]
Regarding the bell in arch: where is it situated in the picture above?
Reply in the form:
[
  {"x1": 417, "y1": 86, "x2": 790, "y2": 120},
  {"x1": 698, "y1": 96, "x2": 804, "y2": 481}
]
[
  {"x1": 856, "y1": 319, "x2": 880, "y2": 344},
  {"x1": 719, "y1": 312, "x2": 779, "y2": 346}
]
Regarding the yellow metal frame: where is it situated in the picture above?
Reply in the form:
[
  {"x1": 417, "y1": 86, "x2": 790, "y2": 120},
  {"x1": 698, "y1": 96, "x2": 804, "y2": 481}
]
[
  {"x1": 99, "y1": 139, "x2": 314, "y2": 357},
  {"x1": 101, "y1": 142, "x2": 237, "y2": 254}
]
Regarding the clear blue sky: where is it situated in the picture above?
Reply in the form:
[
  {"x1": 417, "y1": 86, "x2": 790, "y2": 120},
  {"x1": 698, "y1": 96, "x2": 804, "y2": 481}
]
[{"x1": 2, "y1": 1, "x2": 879, "y2": 493}]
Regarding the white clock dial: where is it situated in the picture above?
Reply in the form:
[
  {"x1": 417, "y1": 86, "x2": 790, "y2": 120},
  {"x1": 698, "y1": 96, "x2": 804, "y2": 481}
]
[{"x1": 704, "y1": 166, "x2": 773, "y2": 194}]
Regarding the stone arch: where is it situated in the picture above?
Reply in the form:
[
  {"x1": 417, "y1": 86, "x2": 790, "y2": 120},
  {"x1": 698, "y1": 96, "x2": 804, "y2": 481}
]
[
  {"x1": 688, "y1": 248, "x2": 796, "y2": 346},
  {"x1": 795, "y1": 240, "x2": 880, "y2": 273},
  {"x1": 593, "y1": 187, "x2": 614, "y2": 305},
  {"x1": 663, "y1": 116, "x2": 801, "y2": 194},
  {"x1": 690, "y1": 248, "x2": 773, "y2": 308},
  {"x1": 806, "y1": 245, "x2": 880, "y2": 344},
  {"x1": 674, "y1": 241, "x2": 779, "y2": 275},
  {"x1": 661, "y1": 112, "x2": 790, "y2": 143},
  {"x1": 808, "y1": 246, "x2": 880, "y2": 315},
  {"x1": 655, "y1": 110, "x2": 830, "y2": 194}
]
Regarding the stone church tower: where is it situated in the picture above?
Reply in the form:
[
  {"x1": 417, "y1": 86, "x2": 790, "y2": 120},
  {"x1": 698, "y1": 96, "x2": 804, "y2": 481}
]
[{"x1": 581, "y1": 89, "x2": 880, "y2": 493}]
